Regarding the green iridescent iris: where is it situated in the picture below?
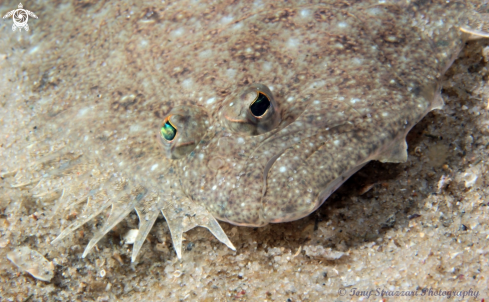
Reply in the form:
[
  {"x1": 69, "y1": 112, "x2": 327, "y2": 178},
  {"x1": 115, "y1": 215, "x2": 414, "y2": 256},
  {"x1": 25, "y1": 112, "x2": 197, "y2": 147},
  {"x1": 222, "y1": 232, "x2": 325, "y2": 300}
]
[
  {"x1": 161, "y1": 118, "x2": 177, "y2": 141},
  {"x1": 249, "y1": 92, "x2": 270, "y2": 117}
]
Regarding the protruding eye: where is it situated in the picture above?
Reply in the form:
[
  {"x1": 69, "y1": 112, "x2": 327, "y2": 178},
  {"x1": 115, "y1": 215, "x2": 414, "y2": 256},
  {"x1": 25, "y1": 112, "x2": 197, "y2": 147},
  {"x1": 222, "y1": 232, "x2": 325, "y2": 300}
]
[
  {"x1": 222, "y1": 83, "x2": 281, "y2": 135},
  {"x1": 157, "y1": 106, "x2": 209, "y2": 160},
  {"x1": 249, "y1": 92, "x2": 270, "y2": 117},
  {"x1": 160, "y1": 116, "x2": 177, "y2": 142}
]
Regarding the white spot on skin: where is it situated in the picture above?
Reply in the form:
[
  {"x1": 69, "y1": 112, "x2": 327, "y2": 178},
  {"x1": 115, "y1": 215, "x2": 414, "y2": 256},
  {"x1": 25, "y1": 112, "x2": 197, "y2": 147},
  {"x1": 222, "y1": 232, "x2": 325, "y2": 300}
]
[
  {"x1": 206, "y1": 97, "x2": 216, "y2": 104},
  {"x1": 77, "y1": 107, "x2": 91, "y2": 116},
  {"x1": 226, "y1": 69, "x2": 236, "y2": 79},
  {"x1": 263, "y1": 62, "x2": 272, "y2": 71},
  {"x1": 310, "y1": 81, "x2": 325, "y2": 89},
  {"x1": 287, "y1": 38, "x2": 299, "y2": 48},
  {"x1": 333, "y1": 140, "x2": 341, "y2": 146},
  {"x1": 382, "y1": 112, "x2": 389, "y2": 117},
  {"x1": 337, "y1": 21, "x2": 348, "y2": 28},
  {"x1": 300, "y1": 9, "x2": 310, "y2": 17},
  {"x1": 171, "y1": 28, "x2": 185, "y2": 36},
  {"x1": 350, "y1": 98, "x2": 361, "y2": 104},
  {"x1": 334, "y1": 43, "x2": 345, "y2": 49},
  {"x1": 182, "y1": 78, "x2": 193, "y2": 90},
  {"x1": 140, "y1": 39, "x2": 148, "y2": 47},
  {"x1": 151, "y1": 164, "x2": 158, "y2": 171},
  {"x1": 130, "y1": 124, "x2": 141, "y2": 132},
  {"x1": 237, "y1": 137, "x2": 245, "y2": 144},
  {"x1": 29, "y1": 45, "x2": 40, "y2": 54},
  {"x1": 368, "y1": 7, "x2": 382, "y2": 15},
  {"x1": 221, "y1": 16, "x2": 233, "y2": 24},
  {"x1": 212, "y1": 185, "x2": 217, "y2": 190},
  {"x1": 279, "y1": 166, "x2": 287, "y2": 173},
  {"x1": 352, "y1": 57, "x2": 363, "y2": 65},
  {"x1": 199, "y1": 50, "x2": 213, "y2": 58}
]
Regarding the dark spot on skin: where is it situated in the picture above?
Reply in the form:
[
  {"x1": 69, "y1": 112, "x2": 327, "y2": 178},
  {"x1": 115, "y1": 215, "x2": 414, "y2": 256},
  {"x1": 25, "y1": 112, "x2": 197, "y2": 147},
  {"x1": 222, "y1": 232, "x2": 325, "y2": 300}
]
[
  {"x1": 411, "y1": 86, "x2": 421, "y2": 96},
  {"x1": 436, "y1": 40, "x2": 449, "y2": 47},
  {"x1": 283, "y1": 205, "x2": 296, "y2": 213}
]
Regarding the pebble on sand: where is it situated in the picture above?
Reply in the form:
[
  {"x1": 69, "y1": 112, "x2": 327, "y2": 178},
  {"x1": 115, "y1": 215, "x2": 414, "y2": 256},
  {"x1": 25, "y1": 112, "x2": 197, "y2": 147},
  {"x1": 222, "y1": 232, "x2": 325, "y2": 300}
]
[{"x1": 7, "y1": 246, "x2": 54, "y2": 282}]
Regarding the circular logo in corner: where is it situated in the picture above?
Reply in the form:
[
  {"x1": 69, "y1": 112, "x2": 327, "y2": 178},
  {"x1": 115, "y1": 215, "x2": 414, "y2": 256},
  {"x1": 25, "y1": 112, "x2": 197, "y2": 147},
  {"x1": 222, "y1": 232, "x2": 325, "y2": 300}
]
[{"x1": 2, "y1": 3, "x2": 38, "y2": 32}]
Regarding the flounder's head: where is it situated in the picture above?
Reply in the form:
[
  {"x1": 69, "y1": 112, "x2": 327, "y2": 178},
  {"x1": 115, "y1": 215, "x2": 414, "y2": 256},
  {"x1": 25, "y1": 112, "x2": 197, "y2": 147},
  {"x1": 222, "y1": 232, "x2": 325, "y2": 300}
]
[{"x1": 157, "y1": 75, "x2": 376, "y2": 227}]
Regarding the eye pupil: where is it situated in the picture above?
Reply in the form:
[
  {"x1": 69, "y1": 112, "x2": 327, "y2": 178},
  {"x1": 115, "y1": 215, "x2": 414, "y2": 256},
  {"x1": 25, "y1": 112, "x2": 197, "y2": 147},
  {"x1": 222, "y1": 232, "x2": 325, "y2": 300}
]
[
  {"x1": 249, "y1": 92, "x2": 270, "y2": 117},
  {"x1": 161, "y1": 119, "x2": 177, "y2": 141}
]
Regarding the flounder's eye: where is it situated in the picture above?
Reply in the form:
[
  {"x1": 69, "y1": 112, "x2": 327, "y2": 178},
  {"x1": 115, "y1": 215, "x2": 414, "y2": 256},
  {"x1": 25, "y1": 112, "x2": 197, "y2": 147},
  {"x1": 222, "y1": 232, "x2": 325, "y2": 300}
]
[
  {"x1": 222, "y1": 83, "x2": 281, "y2": 135},
  {"x1": 157, "y1": 106, "x2": 209, "y2": 160},
  {"x1": 160, "y1": 116, "x2": 177, "y2": 142},
  {"x1": 249, "y1": 92, "x2": 270, "y2": 117}
]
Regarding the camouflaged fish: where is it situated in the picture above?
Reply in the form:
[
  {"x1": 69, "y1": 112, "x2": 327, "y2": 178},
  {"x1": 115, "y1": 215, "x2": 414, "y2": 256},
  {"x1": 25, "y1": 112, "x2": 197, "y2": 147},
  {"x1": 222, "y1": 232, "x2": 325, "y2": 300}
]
[{"x1": 1, "y1": 0, "x2": 488, "y2": 262}]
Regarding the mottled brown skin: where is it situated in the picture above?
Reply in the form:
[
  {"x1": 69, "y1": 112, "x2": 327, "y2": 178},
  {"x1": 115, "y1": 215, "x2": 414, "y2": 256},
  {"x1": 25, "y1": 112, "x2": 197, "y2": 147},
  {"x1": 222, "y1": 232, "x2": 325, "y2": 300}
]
[{"x1": 0, "y1": 0, "x2": 485, "y2": 260}]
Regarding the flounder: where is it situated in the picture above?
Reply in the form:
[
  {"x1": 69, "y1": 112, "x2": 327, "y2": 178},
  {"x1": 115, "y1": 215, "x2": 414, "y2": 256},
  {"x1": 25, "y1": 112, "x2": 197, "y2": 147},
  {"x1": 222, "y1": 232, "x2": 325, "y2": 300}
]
[{"x1": 1, "y1": 0, "x2": 487, "y2": 262}]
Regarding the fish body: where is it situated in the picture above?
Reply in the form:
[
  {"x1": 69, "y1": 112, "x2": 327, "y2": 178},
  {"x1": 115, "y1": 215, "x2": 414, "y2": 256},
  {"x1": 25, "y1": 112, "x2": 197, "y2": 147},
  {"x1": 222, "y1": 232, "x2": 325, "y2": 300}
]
[{"x1": 0, "y1": 0, "x2": 486, "y2": 261}]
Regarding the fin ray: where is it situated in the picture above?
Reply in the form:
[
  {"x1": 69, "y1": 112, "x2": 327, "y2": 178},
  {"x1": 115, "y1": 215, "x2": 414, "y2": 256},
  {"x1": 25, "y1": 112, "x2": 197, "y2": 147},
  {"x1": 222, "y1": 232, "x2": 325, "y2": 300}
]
[
  {"x1": 132, "y1": 192, "x2": 162, "y2": 262},
  {"x1": 161, "y1": 196, "x2": 235, "y2": 259}
]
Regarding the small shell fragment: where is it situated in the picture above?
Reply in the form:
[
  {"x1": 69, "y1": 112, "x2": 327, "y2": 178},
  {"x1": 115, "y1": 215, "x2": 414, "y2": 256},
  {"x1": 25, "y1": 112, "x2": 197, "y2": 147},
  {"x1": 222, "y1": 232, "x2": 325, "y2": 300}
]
[
  {"x1": 7, "y1": 246, "x2": 54, "y2": 281},
  {"x1": 303, "y1": 245, "x2": 347, "y2": 260},
  {"x1": 456, "y1": 164, "x2": 481, "y2": 188},
  {"x1": 123, "y1": 229, "x2": 139, "y2": 244}
]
